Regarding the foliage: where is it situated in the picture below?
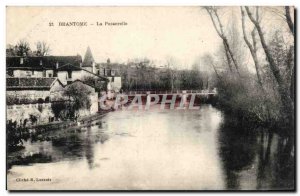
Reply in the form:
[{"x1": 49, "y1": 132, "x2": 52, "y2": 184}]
[
  {"x1": 203, "y1": 6, "x2": 294, "y2": 132},
  {"x1": 216, "y1": 74, "x2": 281, "y2": 126},
  {"x1": 120, "y1": 58, "x2": 208, "y2": 92},
  {"x1": 14, "y1": 40, "x2": 31, "y2": 56},
  {"x1": 6, "y1": 40, "x2": 51, "y2": 57},
  {"x1": 63, "y1": 82, "x2": 93, "y2": 119},
  {"x1": 81, "y1": 76, "x2": 107, "y2": 92},
  {"x1": 7, "y1": 121, "x2": 30, "y2": 148},
  {"x1": 51, "y1": 101, "x2": 67, "y2": 120}
]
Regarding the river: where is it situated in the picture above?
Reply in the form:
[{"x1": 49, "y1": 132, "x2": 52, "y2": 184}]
[{"x1": 7, "y1": 105, "x2": 294, "y2": 190}]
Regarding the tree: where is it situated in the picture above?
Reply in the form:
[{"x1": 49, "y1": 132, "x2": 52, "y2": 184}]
[
  {"x1": 51, "y1": 101, "x2": 66, "y2": 120},
  {"x1": 35, "y1": 41, "x2": 51, "y2": 56},
  {"x1": 14, "y1": 40, "x2": 32, "y2": 56},
  {"x1": 6, "y1": 40, "x2": 51, "y2": 57},
  {"x1": 165, "y1": 56, "x2": 179, "y2": 91},
  {"x1": 245, "y1": 6, "x2": 294, "y2": 127},
  {"x1": 6, "y1": 44, "x2": 17, "y2": 56},
  {"x1": 285, "y1": 6, "x2": 294, "y2": 36},
  {"x1": 202, "y1": 54, "x2": 221, "y2": 80},
  {"x1": 204, "y1": 6, "x2": 240, "y2": 76},
  {"x1": 63, "y1": 82, "x2": 93, "y2": 119},
  {"x1": 240, "y1": 7, "x2": 263, "y2": 87}
]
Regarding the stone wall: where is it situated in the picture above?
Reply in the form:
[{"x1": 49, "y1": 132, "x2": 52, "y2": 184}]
[
  {"x1": 7, "y1": 90, "x2": 51, "y2": 100},
  {"x1": 7, "y1": 103, "x2": 54, "y2": 126},
  {"x1": 13, "y1": 70, "x2": 44, "y2": 77}
]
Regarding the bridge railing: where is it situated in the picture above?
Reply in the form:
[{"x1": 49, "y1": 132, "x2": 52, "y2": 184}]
[{"x1": 124, "y1": 89, "x2": 217, "y2": 95}]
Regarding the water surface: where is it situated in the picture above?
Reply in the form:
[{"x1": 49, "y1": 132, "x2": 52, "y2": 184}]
[{"x1": 7, "y1": 105, "x2": 294, "y2": 190}]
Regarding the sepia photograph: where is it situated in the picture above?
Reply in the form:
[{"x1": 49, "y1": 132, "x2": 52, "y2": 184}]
[{"x1": 6, "y1": 6, "x2": 295, "y2": 191}]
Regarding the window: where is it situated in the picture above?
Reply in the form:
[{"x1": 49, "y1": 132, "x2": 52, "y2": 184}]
[
  {"x1": 112, "y1": 76, "x2": 115, "y2": 82},
  {"x1": 68, "y1": 71, "x2": 72, "y2": 79},
  {"x1": 48, "y1": 73, "x2": 52, "y2": 77},
  {"x1": 111, "y1": 70, "x2": 115, "y2": 76},
  {"x1": 26, "y1": 71, "x2": 32, "y2": 77}
]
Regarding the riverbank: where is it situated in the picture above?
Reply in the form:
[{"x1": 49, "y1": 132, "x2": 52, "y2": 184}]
[
  {"x1": 7, "y1": 110, "x2": 112, "y2": 169},
  {"x1": 213, "y1": 95, "x2": 294, "y2": 137},
  {"x1": 29, "y1": 109, "x2": 111, "y2": 132}
]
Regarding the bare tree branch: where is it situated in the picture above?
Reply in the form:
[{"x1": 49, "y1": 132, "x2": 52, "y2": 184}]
[
  {"x1": 240, "y1": 7, "x2": 262, "y2": 86},
  {"x1": 204, "y1": 6, "x2": 240, "y2": 76},
  {"x1": 36, "y1": 41, "x2": 51, "y2": 56},
  {"x1": 285, "y1": 6, "x2": 294, "y2": 36},
  {"x1": 245, "y1": 6, "x2": 294, "y2": 124},
  {"x1": 203, "y1": 54, "x2": 221, "y2": 80}
]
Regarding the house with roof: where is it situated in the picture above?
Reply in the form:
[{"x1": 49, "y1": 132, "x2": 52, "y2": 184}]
[
  {"x1": 7, "y1": 77, "x2": 64, "y2": 102},
  {"x1": 6, "y1": 77, "x2": 64, "y2": 126},
  {"x1": 6, "y1": 55, "x2": 82, "y2": 78},
  {"x1": 95, "y1": 58, "x2": 122, "y2": 92},
  {"x1": 6, "y1": 51, "x2": 108, "y2": 87},
  {"x1": 7, "y1": 77, "x2": 101, "y2": 126}
]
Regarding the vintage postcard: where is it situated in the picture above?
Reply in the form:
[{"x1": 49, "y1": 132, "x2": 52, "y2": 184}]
[{"x1": 6, "y1": 6, "x2": 295, "y2": 191}]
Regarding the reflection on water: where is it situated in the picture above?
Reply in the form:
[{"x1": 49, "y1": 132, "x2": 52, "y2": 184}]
[
  {"x1": 7, "y1": 105, "x2": 294, "y2": 190},
  {"x1": 218, "y1": 116, "x2": 294, "y2": 190}
]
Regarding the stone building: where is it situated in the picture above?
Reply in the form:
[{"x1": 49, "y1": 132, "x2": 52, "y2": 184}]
[
  {"x1": 7, "y1": 78, "x2": 100, "y2": 126},
  {"x1": 6, "y1": 55, "x2": 82, "y2": 78},
  {"x1": 6, "y1": 54, "x2": 107, "y2": 86},
  {"x1": 7, "y1": 77, "x2": 64, "y2": 102},
  {"x1": 95, "y1": 59, "x2": 122, "y2": 92},
  {"x1": 6, "y1": 77, "x2": 64, "y2": 126}
]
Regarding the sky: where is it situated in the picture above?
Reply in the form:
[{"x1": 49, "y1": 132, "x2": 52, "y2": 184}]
[
  {"x1": 6, "y1": 6, "x2": 222, "y2": 68},
  {"x1": 6, "y1": 6, "x2": 292, "y2": 69}
]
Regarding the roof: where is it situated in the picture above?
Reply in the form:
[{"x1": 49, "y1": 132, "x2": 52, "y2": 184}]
[
  {"x1": 7, "y1": 77, "x2": 62, "y2": 90},
  {"x1": 6, "y1": 56, "x2": 82, "y2": 70},
  {"x1": 81, "y1": 67, "x2": 109, "y2": 81},
  {"x1": 96, "y1": 63, "x2": 122, "y2": 76},
  {"x1": 56, "y1": 63, "x2": 108, "y2": 81},
  {"x1": 82, "y1": 46, "x2": 94, "y2": 67},
  {"x1": 65, "y1": 79, "x2": 97, "y2": 89},
  {"x1": 57, "y1": 63, "x2": 82, "y2": 71}
]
